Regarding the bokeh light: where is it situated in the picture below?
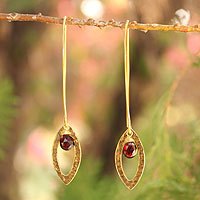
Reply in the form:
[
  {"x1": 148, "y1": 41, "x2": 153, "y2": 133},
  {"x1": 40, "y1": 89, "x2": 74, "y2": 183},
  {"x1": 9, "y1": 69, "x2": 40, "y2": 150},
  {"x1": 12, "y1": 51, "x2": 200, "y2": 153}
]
[{"x1": 80, "y1": 0, "x2": 104, "y2": 19}]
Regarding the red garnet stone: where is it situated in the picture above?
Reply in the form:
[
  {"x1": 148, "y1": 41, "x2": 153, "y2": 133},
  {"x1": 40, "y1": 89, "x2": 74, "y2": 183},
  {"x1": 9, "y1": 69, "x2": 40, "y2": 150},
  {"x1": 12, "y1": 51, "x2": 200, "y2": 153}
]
[
  {"x1": 60, "y1": 134, "x2": 74, "y2": 151},
  {"x1": 123, "y1": 142, "x2": 137, "y2": 158}
]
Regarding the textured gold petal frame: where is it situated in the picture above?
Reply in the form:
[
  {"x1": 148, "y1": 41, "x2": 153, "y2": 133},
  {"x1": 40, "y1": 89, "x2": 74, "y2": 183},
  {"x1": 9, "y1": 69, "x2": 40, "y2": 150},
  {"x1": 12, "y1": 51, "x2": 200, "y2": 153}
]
[
  {"x1": 52, "y1": 126, "x2": 81, "y2": 185},
  {"x1": 115, "y1": 129, "x2": 145, "y2": 190}
]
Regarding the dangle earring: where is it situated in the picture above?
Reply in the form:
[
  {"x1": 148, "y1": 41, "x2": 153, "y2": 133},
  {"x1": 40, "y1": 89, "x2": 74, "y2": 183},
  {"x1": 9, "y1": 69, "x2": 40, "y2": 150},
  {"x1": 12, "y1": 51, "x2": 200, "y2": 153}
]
[
  {"x1": 114, "y1": 21, "x2": 145, "y2": 190},
  {"x1": 52, "y1": 17, "x2": 81, "y2": 185}
]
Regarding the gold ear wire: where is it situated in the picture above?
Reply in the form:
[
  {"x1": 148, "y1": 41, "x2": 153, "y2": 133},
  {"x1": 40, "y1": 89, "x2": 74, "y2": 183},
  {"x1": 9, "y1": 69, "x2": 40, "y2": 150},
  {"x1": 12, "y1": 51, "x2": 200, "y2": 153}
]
[
  {"x1": 124, "y1": 20, "x2": 132, "y2": 133},
  {"x1": 62, "y1": 16, "x2": 68, "y2": 127}
]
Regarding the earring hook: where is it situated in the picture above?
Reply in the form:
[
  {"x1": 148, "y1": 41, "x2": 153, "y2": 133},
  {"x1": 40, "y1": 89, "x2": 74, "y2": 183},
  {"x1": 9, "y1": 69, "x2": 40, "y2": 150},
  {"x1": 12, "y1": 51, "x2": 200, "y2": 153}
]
[
  {"x1": 124, "y1": 20, "x2": 132, "y2": 133},
  {"x1": 62, "y1": 16, "x2": 68, "y2": 127}
]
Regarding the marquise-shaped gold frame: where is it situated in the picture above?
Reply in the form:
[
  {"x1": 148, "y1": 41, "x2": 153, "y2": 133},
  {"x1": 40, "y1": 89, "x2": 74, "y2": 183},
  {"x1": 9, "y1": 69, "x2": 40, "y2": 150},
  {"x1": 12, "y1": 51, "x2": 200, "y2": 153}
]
[
  {"x1": 115, "y1": 129, "x2": 145, "y2": 190},
  {"x1": 52, "y1": 126, "x2": 81, "y2": 185}
]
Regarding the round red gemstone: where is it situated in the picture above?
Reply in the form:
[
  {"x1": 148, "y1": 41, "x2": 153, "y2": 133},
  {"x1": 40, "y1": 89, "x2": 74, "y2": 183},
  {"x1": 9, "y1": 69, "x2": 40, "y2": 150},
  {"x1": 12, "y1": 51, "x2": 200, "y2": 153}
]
[
  {"x1": 123, "y1": 142, "x2": 137, "y2": 158},
  {"x1": 60, "y1": 134, "x2": 74, "y2": 151}
]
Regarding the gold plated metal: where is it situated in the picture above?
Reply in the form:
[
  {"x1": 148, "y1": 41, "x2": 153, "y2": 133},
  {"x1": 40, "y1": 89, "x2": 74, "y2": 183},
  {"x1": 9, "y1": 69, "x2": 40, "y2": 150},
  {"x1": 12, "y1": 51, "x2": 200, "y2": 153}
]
[
  {"x1": 115, "y1": 129, "x2": 145, "y2": 190},
  {"x1": 114, "y1": 20, "x2": 145, "y2": 190},
  {"x1": 52, "y1": 126, "x2": 81, "y2": 185},
  {"x1": 52, "y1": 16, "x2": 81, "y2": 185}
]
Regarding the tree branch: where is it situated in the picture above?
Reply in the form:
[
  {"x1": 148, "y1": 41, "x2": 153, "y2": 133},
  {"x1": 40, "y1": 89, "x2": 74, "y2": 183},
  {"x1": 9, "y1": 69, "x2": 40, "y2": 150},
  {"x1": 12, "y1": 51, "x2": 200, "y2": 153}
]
[{"x1": 0, "y1": 12, "x2": 200, "y2": 32}]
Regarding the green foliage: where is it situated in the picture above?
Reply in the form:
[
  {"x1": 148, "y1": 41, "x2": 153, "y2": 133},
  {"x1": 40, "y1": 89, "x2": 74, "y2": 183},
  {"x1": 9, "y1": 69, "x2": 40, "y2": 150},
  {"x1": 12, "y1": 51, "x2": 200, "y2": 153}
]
[
  {"x1": 6, "y1": 0, "x2": 39, "y2": 12},
  {"x1": 56, "y1": 159, "x2": 118, "y2": 200},
  {"x1": 132, "y1": 95, "x2": 200, "y2": 200},
  {"x1": 56, "y1": 92, "x2": 200, "y2": 200},
  {"x1": 192, "y1": 57, "x2": 200, "y2": 68},
  {"x1": 0, "y1": 79, "x2": 17, "y2": 160}
]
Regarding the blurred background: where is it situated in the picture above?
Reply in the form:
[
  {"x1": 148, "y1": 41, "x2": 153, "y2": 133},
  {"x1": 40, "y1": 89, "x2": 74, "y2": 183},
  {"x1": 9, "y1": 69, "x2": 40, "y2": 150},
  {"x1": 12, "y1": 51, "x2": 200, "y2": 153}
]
[{"x1": 0, "y1": 0, "x2": 200, "y2": 200}]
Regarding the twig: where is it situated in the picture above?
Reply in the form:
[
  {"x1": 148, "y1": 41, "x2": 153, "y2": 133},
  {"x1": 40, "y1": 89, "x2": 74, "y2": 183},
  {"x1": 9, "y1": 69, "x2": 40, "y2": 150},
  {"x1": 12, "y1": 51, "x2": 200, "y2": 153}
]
[{"x1": 0, "y1": 12, "x2": 200, "y2": 32}]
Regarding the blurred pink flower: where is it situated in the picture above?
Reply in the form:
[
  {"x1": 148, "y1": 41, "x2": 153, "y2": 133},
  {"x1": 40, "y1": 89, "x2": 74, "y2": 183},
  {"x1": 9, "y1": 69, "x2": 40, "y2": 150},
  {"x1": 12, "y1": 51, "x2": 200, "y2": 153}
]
[
  {"x1": 26, "y1": 128, "x2": 50, "y2": 165},
  {"x1": 187, "y1": 34, "x2": 200, "y2": 55},
  {"x1": 57, "y1": 0, "x2": 75, "y2": 16},
  {"x1": 165, "y1": 46, "x2": 189, "y2": 69}
]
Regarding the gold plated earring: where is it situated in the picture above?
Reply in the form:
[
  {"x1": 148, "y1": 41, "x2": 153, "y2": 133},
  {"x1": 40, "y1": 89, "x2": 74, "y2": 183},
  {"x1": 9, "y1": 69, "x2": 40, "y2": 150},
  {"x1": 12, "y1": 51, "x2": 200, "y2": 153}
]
[
  {"x1": 52, "y1": 17, "x2": 81, "y2": 185},
  {"x1": 114, "y1": 21, "x2": 145, "y2": 190}
]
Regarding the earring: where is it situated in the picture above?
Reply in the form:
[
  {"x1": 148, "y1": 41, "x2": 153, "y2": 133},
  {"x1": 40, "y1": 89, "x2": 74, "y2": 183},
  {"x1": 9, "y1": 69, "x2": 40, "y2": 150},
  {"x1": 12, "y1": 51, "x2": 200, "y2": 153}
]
[
  {"x1": 114, "y1": 20, "x2": 145, "y2": 190},
  {"x1": 52, "y1": 16, "x2": 81, "y2": 185}
]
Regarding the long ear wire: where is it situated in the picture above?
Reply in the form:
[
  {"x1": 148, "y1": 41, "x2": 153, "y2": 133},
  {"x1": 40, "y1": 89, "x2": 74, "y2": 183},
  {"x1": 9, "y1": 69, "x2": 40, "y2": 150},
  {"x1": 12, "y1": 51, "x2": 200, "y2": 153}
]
[
  {"x1": 62, "y1": 16, "x2": 68, "y2": 127},
  {"x1": 124, "y1": 20, "x2": 132, "y2": 133}
]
